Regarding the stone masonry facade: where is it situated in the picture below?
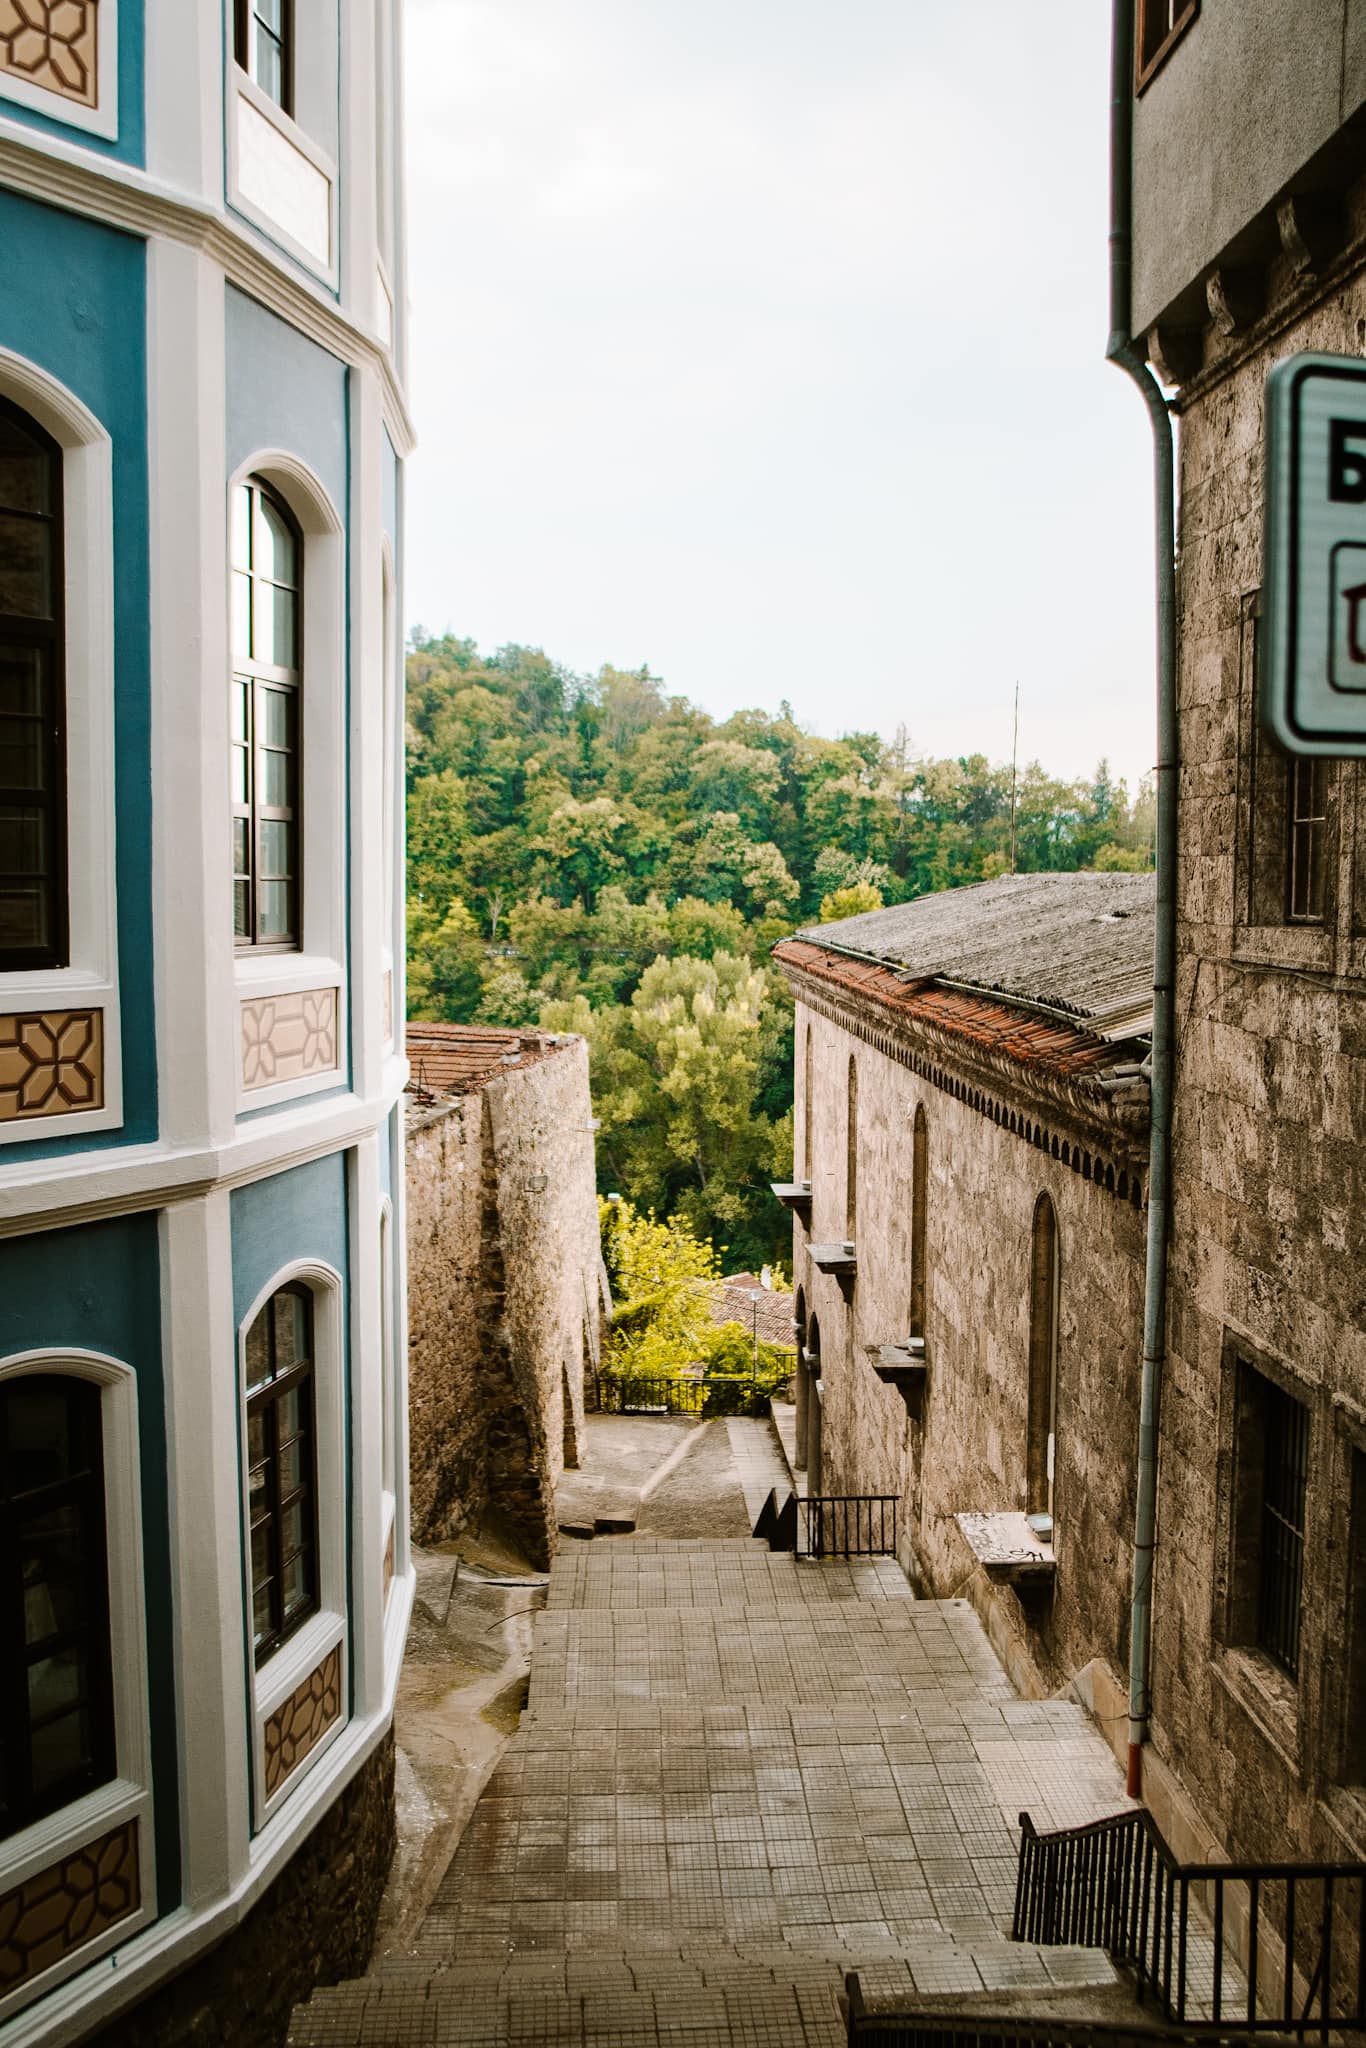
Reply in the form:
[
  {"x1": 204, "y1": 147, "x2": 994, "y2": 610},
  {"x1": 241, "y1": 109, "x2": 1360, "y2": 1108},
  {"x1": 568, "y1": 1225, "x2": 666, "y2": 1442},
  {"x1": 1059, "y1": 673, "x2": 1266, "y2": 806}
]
[
  {"x1": 782, "y1": 953, "x2": 1150, "y2": 1710},
  {"x1": 1149, "y1": 211, "x2": 1366, "y2": 1873},
  {"x1": 406, "y1": 1029, "x2": 607, "y2": 1570}
]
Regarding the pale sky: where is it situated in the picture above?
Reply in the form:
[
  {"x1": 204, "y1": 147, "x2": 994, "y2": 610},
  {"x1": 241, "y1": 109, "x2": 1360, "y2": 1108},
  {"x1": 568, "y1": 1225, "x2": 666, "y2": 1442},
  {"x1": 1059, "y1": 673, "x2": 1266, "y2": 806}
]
[{"x1": 402, "y1": 1, "x2": 1160, "y2": 793}]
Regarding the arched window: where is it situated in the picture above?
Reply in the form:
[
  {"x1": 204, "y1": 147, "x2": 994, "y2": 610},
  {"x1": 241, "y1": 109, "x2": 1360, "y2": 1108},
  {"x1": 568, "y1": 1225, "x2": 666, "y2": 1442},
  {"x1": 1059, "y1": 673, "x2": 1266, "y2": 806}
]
[
  {"x1": 0, "y1": 1374, "x2": 115, "y2": 1838},
  {"x1": 244, "y1": 1283, "x2": 318, "y2": 1663},
  {"x1": 0, "y1": 396, "x2": 65, "y2": 969},
  {"x1": 846, "y1": 1055, "x2": 858, "y2": 1240},
  {"x1": 1027, "y1": 1195, "x2": 1060, "y2": 1516},
  {"x1": 910, "y1": 1104, "x2": 928, "y2": 1339},
  {"x1": 231, "y1": 477, "x2": 302, "y2": 949},
  {"x1": 802, "y1": 1021, "x2": 814, "y2": 1182}
]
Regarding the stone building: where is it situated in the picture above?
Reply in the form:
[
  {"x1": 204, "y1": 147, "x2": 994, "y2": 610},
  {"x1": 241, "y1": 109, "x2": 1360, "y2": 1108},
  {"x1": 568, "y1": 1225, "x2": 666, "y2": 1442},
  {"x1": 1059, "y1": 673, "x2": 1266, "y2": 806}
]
[
  {"x1": 0, "y1": 5, "x2": 412, "y2": 2045},
  {"x1": 1117, "y1": 0, "x2": 1366, "y2": 1871},
  {"x1": 774, "y1": 872, "x2": 1154, "y2": 1701},
  {"x1": 405, "y1": 1024, "x2": 608, "y2": 1572}
]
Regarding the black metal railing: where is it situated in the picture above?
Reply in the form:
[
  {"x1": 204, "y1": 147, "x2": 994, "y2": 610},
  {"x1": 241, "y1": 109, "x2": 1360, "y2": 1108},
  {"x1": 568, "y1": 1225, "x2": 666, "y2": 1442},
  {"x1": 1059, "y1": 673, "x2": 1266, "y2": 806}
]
[
  {"x1": 845, "y1": 1975, "x2": 1302, "y2": 2048},
  {"x1": 1014, "y1": 1808, "x2": 1366, "y2": 2036},
  {"x1": 593, "y1": 1373, "x2": 769, "y2": 1418},
  {"x1": 799, "y1": 1493, "x2": 898, "y2": 1559}
]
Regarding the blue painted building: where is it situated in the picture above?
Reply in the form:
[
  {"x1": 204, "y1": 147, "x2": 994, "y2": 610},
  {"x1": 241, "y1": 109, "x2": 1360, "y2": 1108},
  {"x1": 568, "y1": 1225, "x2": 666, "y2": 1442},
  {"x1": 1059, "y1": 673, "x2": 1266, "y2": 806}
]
[{"x1": 0, "y1": 4, "x2": 413, "y2": 2040}]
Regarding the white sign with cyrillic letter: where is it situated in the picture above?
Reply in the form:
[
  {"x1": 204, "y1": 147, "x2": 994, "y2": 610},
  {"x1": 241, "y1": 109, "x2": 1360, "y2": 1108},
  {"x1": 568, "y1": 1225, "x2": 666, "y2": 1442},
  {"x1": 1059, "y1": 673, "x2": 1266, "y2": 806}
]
[{"x1": 1264, "y1": 351, "x2": 1366, "y2": 756}]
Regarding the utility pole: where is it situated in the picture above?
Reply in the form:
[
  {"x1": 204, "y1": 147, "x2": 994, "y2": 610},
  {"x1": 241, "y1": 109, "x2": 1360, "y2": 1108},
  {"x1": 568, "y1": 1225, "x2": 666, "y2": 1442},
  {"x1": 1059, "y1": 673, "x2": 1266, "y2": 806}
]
[{"x1": 1009, "y1": 682, "x2": 1020, "y2": 874}]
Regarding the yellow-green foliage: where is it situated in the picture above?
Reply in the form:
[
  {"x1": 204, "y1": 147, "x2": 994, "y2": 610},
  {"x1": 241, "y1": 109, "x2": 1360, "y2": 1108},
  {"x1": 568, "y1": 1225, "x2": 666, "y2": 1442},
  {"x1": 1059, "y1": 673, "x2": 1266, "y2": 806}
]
[{"x1": 600, "y1": 1197, "x2": 720, "y2": 1376}]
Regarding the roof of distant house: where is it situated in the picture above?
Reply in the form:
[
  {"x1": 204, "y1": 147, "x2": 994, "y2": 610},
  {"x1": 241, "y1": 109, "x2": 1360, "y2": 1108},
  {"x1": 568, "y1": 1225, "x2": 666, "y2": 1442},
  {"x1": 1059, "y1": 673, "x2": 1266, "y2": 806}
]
[
  {"x1": 785, "y1": 870, "x2": 1156, "y2": 1039},
  {"x1": 710, "y1": 1276, "x2": 796, "y2": 1350},
  {"x1": 405, "y1": 1021, "x2": 577, "y2": 1101}
]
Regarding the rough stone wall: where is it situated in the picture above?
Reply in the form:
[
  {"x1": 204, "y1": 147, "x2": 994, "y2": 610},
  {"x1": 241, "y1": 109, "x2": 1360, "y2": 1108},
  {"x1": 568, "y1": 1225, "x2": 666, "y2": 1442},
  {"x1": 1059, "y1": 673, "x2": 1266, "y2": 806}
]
[
  {"x1": 405, "y1": 1037, "x2": 603, "y2": 1568},
  {"x1": 794, "y1": 992, "x2": 1148, "y2": 1700},
  {"x1": 82, "y1": 1733, "x2": 394, "y2": 2048},
  {"x1": 1151, "y1": 256, "x2": 1366, "y2": 1866}
]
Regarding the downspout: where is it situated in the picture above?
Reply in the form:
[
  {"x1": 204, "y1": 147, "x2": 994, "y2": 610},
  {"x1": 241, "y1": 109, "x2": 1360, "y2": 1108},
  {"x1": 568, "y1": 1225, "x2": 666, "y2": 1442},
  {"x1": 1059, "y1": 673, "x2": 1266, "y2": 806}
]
[{"x1": 1107, "y1": 0, "x2": 1179, "y2": 1800}]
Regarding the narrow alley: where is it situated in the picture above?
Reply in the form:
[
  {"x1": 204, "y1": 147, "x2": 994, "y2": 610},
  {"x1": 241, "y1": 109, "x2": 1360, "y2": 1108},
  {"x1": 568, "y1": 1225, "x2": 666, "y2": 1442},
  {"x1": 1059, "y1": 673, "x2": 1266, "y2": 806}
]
[{"x1": 289, "y1": 1418, "x2": 1137, "y2": 2046}]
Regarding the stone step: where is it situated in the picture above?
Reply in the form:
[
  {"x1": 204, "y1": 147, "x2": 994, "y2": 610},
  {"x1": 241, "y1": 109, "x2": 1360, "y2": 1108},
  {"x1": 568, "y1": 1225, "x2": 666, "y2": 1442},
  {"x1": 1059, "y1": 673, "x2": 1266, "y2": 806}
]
[{"x1": 288, "y1": 1939, "x2": 1126, "y2": 2046}]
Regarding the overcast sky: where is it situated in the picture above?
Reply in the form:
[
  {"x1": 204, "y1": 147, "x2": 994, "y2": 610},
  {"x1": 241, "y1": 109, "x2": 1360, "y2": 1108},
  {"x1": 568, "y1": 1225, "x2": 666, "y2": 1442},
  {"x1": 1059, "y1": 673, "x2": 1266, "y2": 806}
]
[{"x1": 402, "y1": 1, "x2": 1159, "y2": 792}]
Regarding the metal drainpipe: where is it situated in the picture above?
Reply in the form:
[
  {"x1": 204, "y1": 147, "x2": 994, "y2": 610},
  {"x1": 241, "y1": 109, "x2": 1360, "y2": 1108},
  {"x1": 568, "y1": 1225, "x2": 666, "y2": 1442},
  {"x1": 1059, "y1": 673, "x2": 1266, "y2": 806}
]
[{"x1": 1107, "y1": 0, "x2": 1179, "y2": 1800}]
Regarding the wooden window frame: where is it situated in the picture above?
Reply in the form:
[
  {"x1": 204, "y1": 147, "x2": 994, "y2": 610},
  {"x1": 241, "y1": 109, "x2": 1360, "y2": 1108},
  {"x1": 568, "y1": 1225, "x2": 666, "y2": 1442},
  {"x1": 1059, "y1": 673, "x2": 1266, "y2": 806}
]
[
  {"x1": 232, "y1": 476, "x2": 302, "y2": 952},
  {"x1": 245, "y1": 1284, "x2": 320, "y2": 1668},
  {"x1": 0, "y1": 394, "x2": 67, "y2": 972},
  {"x1": 1287, "y1": 755, "x2": 1330, "y2": 925},
  {"x1": 0, "y1": 1374, "x2": 116, "y2": 1843},
  {"x1": 233, "y1": 0, "x2": 294, "y2": 118},
  {"x1": 1136, "y1": 0, "x2": 1198, "y2": 94}
]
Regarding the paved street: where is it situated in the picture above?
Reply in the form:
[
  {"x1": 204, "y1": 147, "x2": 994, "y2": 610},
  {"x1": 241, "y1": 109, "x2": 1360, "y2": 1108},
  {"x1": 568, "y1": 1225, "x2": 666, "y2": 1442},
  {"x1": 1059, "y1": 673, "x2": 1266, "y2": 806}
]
[{"x1": 292, "y1": 1436, "x2": 1138, "y2": 2046}]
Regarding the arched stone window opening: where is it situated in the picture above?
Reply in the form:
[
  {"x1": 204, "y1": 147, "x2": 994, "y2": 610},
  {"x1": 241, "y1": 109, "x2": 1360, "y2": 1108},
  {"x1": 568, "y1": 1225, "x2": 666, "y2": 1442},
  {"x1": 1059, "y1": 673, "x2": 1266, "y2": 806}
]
[
  {"x1": 910, "y1": 1104, "x2": 928, "y2": 1341},
  {"x1": 1027, "y1": 1194, "x2": 1060, "y2": 1519},
  {"x1": 805, "y1": 1314, "x2": 823, "y2": 1492},
  {"x1": 802, "y1": 1020, "x2": 814, "y2": 1182},
  {"x1": 845, "y1": 1056, "x2": 858, "y2": 1241},
  {"x1": 793, "y1": 1287, "x2": 809, "y2": 1472}
]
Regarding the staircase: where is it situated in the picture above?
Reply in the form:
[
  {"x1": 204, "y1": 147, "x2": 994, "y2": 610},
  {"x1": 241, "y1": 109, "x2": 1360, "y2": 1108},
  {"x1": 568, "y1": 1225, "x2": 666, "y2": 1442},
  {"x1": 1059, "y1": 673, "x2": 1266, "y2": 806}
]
[{"x1": 286, "y1": 1538, "x2": 1164, "y2": 2047}]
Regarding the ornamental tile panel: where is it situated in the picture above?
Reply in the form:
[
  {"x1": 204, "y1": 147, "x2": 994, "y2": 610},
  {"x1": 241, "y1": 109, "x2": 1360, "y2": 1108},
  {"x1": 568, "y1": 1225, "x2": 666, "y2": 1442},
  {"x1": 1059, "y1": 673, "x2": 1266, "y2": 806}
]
[
  {"x1": 263, "y1": 1644, "x2": 342, "y2": 1799},
  {"x1": 240, "y1": 986, "x2": 339, "y2": 1092},
  {"x1": 0, "y1": 1819, "x2": 139, "y2": 1992},
  {"x1": 0, "y1": 0, "x2": 99, "y2": 108},
  {"x1": 0, "y1": 1009, "x2": 103, "y2": 1122}
]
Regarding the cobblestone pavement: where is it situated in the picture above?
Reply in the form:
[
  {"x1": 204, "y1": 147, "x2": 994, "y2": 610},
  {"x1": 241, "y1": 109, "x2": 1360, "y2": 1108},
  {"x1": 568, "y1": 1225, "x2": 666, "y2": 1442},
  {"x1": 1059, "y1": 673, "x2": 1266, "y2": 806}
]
[{"x1": 291, "y1": 1519, "x2": 1138, "y2": 2047}]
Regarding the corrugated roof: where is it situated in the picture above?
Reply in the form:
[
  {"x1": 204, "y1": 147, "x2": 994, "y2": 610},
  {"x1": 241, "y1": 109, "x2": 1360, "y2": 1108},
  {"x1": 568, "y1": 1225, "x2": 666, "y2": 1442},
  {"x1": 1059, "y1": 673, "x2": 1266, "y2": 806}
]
[
  {"x1": 405, "y1": 1021, "x2": 575, "y2": 1100},
  {"x1": 790, "y1": 870, "x2": 1156, "y2": 1036},
  {"x1": 773, "y1": 940, "x2": 1147, "y2": 1085}
]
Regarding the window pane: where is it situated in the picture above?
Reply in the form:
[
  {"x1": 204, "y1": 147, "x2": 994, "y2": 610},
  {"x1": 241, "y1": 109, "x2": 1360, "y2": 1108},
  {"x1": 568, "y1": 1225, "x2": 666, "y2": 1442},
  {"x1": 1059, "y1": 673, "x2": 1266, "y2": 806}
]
[
  {"x1": 0, "y1": 513, "x2": 52, "y2": 618},
  {"x1": 260, "y1": 686, "x2": 292, "y2": 749},
  {"x1": 273, "y1": 1289, "x2": 307, "y2": 1370},
  {"x1": 281, "y1": 1498, "x2": 306, "y2": 1559},
  {"x1": 233, "y1": 879, "x2": 250, "y2": 938},
  {"x1": 28, "y1": 1644, "x2": 82, "y2": 1721},
  {"x1": 248, "y1": 1462, "x2": 269, "y2": 1523},
  {"x1": 254, "y1": 583, "x2": 297, "y2": 670},
  {"x1": 29, "y1": 1703, "x2": 91, "y2": 1800},
  {"x1": 275, "y1": 1385, "x2": 301, "y2": 1442},
  {"x1": 255, "y1": 0, "x2": 284, "y2": 34},
  {"x1": 251, "y1": 1519, "x2": 273, "y2": 1586},
  {"x1": 254, "y1": 24, "x2": 284, "y2": 105},
  {"x1": 282, "y1": 1549, "x2": 312, "y2": 1619},
  {"x1": 233, "y1": 816, "x2": 251, "y2": 877},
  {"x1": 252, "y1": 1579, "x2": 274, "y2": 1646},
  {"x1": 255, "y1": 493, "x2": 296, "y2": 587},
  {"x1": 231, "y1": 742, "x2": 250, "y2": 809},
  {"x1": 0, "y1": 414, "x2": 51, "y2": 516},
  {"x1": 2, "y1": 1381, "x2": 94, "y2": 1501},
  {"x1": 278, "y1": 1436, "x2": 304, "y2": 1497},
  {"x1": 232, "y1": 571, "x2": 251, "y2": 659},
  {"x1": 22, "y1": 1503, "x2": 88, "y2": 1644},
  {"x1": 260, "y1": 749, "x2": 293, "y2": 809},
  {"x1": 0, "y1": 883, "x2": 46, "y2": 950},
  {"x1": 0, "y1": 806, "x2": 46, "y2": 875},
  {"x1": 259, "y1": 818, "x2": 293, "y2": 878},
  {"x1": 245, "y1": 1314, "x2": 272, "y2": 1391},
  {"x1": 231, "y1": 484, "x2": 252, "y2": 572},
  {"x1": 0, "y1": 717, "x2": 44, "y2": 792},
  {"x1": 258, "y1": 879, "x2": 293, "y2": 939},
  {"x1": 0, "y1": 644, "x2": 42, "y2": 716}
]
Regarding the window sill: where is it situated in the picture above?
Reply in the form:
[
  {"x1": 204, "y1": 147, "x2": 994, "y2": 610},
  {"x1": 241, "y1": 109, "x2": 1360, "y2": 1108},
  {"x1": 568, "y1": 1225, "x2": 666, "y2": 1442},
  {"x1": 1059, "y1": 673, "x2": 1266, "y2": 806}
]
[
  {"x1": 1232, "y1": 923, "x2": 1335, "y2": 975},
  {"x1": 1212, "y1": 1647, "x2": 1300, "y2": 1772},
  {"x1": 234, "y1": 952, "x2": 343, "y2": 998}
]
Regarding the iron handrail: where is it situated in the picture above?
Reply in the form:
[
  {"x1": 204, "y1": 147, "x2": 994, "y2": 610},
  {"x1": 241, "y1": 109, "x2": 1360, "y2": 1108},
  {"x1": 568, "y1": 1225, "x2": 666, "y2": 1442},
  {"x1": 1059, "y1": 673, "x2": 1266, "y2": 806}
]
[
  {"x1": 1013, "y1": 1807, "x2": 1366, "y2": 2037},
  {"x1": 798, "y1": 1493, "x2": 898, "y2": 1559}
]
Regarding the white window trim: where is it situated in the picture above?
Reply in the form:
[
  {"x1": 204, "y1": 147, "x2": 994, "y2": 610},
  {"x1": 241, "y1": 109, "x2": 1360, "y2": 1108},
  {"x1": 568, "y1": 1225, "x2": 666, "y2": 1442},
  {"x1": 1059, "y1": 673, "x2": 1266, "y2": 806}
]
[
  {"x1": 226, "y1": 68, "x2": 339, "y2": 289},
  {"x1": 0, "y1": 350, "x2": 123, "y2": 1146},
  {"x1": 0, "y1": 1348, "x2": 155, "y2": 2026},
  {"x1": 379, "y1": 1195, "x2": 395, "y2": 1503},
  {"x1": 0, "y1": 0, "x2": 119, "y2": 144},
  {"x1": 236, "y1": 1262, "x2": 348, "y2": 1830},
  {"x1": 231, "y1": 453, "x2": 348, "y2": 1115}
]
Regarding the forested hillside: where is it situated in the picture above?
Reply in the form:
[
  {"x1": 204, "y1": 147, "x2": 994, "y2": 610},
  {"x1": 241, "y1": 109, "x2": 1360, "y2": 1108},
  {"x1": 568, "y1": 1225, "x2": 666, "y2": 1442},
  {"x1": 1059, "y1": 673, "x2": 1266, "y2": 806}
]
[{"x1": 406, "y1": 633, "x2": 1154, "y2": 1267}]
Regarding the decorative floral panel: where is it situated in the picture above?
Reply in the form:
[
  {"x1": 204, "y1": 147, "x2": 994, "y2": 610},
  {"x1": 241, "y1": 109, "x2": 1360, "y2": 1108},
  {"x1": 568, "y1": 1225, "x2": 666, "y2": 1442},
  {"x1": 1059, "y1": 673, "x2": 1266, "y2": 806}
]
[
  {"x1": 263, "y1": 1644, "x2": 342, "y2": 1799},
  {"x1": 0, "y1": 1009, "x2": 103, "y2": 1122},
  {"x1": 0, "y1": 0, "x2": 99, "y2": 108},
  {"x1": 0, "y1": 1819, "x2": 138, "y2": 1992},
  {"x1": 240, "y1": 986, "x2": 338, "y2": 1092}
]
